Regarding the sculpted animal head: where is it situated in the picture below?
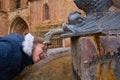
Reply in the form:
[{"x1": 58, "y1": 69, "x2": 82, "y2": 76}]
[{"x1": 68, "y1": 11, "x2": 85, "y2": 25}]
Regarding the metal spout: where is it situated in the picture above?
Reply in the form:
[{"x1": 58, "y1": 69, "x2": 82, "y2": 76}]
[{"x1": 43, "y1": 28, "x2": 64, "y2": 45}]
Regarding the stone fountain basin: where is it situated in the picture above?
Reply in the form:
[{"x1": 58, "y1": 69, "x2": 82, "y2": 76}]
[{"x1": 13, "y1": 47, "x2": 73, "y2": 80}]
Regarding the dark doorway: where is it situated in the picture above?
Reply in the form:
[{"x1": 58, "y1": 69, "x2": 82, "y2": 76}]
[{"x1": 9, "y1": 17, "x2": 29, "y2": 35}]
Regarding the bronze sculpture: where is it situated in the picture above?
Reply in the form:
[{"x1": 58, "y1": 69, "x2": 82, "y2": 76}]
[{"x1": 61, "y1": 0, "x2": 120, "y2": 37}]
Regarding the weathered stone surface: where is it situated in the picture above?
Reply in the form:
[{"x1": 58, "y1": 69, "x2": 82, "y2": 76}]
[
  {"x1": 0, "y1": 11, "x2": 8, "y2": 36},
  {"x1": 71, "y1": 35, "x2": 120, "y2": 80}
]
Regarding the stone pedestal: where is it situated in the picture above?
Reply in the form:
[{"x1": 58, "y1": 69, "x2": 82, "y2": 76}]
[{"x1": 71, "y1": 35, "x2": 120, "y2": 80}]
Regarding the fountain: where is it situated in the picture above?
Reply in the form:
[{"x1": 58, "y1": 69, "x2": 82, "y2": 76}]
[{"x1": 44, "y1": 0, "x2": 120, "y2": 80}]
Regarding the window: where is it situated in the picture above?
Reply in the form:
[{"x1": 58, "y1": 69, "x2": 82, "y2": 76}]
[
  {"x1": 43, "y1": 3, "x2": 50, "y2": 20},
  {"x1": 16, "y1": 0, "x2": 20, "y2": 9},
  {"x1": 0, "y1": 1, "x2": 1, "y2": 10}
]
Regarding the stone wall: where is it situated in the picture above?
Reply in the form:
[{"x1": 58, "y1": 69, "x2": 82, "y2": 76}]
[
  {"x1": 30, "y1": 0, "x2": 81, "y2": 27},
  {"x1": 0, "y1": 11, "x2": 8, "y2": 36}
]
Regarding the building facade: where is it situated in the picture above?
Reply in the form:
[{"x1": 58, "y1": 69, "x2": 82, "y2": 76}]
[{"x1": 0, "y1": 0, "x2": 83, "y2": 47}]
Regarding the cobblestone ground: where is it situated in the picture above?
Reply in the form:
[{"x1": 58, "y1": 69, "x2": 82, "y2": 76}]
[{"x1": 14, "y1": 47, "x2": 74, "y2": 80}]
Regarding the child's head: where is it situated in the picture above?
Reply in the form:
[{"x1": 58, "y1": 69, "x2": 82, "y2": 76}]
[{"x1": 32, "y1": 37, "x2": 47, "y2": 63}]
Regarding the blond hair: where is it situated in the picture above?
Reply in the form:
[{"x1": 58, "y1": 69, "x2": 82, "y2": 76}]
[{"x1": 33, "y1": 37, "x2": 44, "y2": 44}]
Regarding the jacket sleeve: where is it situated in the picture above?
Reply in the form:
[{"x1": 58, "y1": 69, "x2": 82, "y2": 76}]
[
  {"x1": 0, "y1": 33, "x2": 34, "y2": 80},
  {"x1": 0, "y1": 41, "x2": 19, "y2": 80},
  {"x1": 22, "y1": 53, "x2": 34, "y2": 68},
  {"x1": 0, "y1": 41, "x2": 13, "y2": 69}
]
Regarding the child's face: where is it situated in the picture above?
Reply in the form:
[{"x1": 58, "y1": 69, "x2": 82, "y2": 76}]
[{"x1": 32, "y1": 43, "x2": 46, "y2": 63}]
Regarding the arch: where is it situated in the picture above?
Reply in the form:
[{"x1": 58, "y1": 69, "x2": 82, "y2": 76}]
[
  {"x1": 43, "y1": 3, "x2": 50, "y2": 20},
  {"x1": 9, "y1": 16, "x2": 29, "y2": 35}
]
